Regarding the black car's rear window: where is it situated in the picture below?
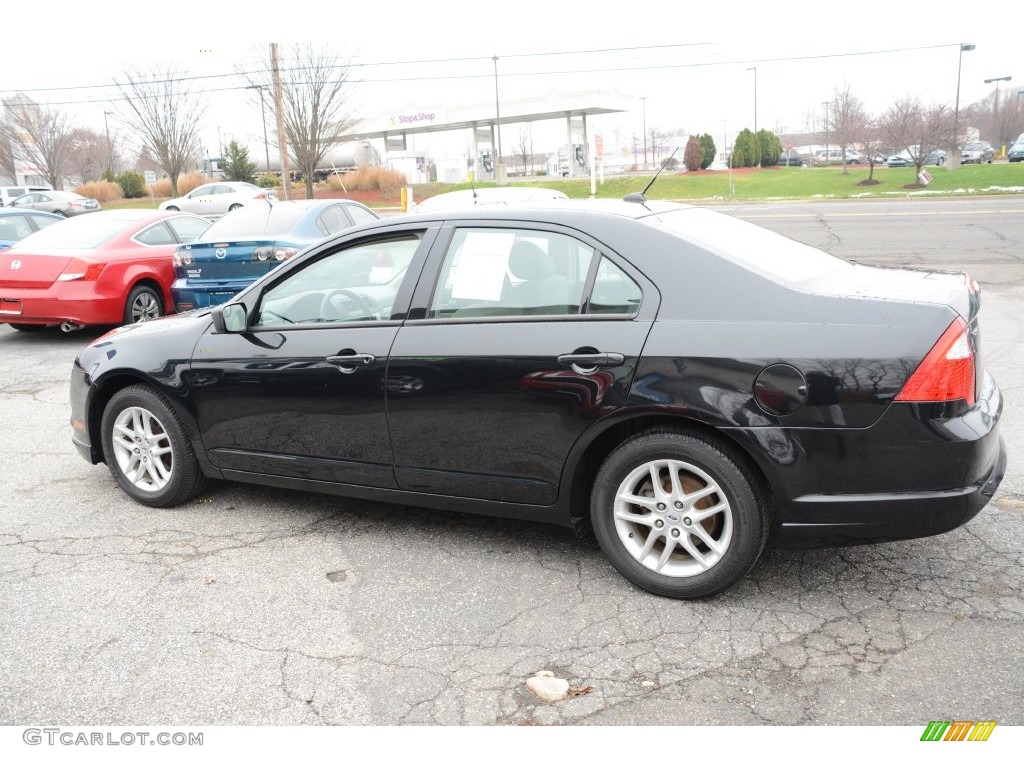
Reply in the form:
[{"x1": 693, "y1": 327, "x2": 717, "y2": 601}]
[{"x1": 654, "y1": 207, "x2": 850, "y2": 284}]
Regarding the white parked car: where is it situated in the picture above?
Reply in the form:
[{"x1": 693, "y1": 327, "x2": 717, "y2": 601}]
[
  {"x1": 159, "y1": 182, "x2": 276, "y2": 216},
  {"x1": 413, "y1": 186, "x2": 568, "y2": 213}
]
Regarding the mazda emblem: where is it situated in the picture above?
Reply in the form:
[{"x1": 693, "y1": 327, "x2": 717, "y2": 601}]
[{"x1": 215, "y1": 248, "x2": 227, "y2": 259}]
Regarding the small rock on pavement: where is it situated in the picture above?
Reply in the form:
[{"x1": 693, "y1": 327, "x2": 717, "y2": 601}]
[{"x1": 527, "y1": 670, "x2": 570, "y2": 703}]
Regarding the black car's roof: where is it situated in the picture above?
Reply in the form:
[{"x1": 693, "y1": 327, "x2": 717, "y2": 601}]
[{"x1": 389, "y1": 198, "x2": 694, "y2": 226}]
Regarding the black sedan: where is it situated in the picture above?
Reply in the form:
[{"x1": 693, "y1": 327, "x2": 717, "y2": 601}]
[{"x1": 69, "y1": 200, "x2": 1006, "y2": 599}]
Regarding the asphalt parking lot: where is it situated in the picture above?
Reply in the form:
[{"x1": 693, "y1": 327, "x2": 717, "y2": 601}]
[{"x1": 1, "y1": 196, "x2": 1021, "y2": 726}]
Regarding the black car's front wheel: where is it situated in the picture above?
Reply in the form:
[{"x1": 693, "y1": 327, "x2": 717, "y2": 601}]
[
  {"x1": 100, "y1": 385, "x2": 205, "y2": 507},
  {"x1": 591, "y1": 430, "x2": 768, "y2": 599}
]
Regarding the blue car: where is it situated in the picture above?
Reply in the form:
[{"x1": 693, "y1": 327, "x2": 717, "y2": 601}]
[
  {"x1": 0, "y1": 209, "x2": 64, "y2": 251},
  {"x1": 171, "y1": 199, "x2": 379, "y2": 311}
]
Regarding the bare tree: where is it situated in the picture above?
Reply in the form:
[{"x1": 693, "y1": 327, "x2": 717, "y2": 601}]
[
  {"x1": 515, "y1": 126, "x2": 533, "y2": 176},
  {"x1": 972, "y1": 88, "x2": 1024, "y2": 151},
  {"x1": 0, "y1": 95, "x2": 76, "y2": 190},
  {"x1": 242, "y1": 44, "x2": 356, "y2": 199},
  {"x1": 112, "y1": 68, "x2": 204, "y2": 197},
  {"x1": 880, "y1": 97, "x2": 953, "y2": 177},
  {"x1": 0, "y1": 122, "x2": 15, "y2": 183},
  {"x1": 855, "y1": 118, "x2": 887, "y2": 182},
  {"x1": 66, "y1": 128, "x2": 109, "y2": 185},
  {"x1": 829, "y1": 84, "x2": 868, "y2": 174}
]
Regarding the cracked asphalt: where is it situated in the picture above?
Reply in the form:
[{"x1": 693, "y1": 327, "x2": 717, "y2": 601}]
[{"x1": 1, "y1": 196, "x2": 1021, "y2": 726}]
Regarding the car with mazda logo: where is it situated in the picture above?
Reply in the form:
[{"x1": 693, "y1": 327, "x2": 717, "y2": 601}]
[{"x1": 171, "y1": 199, "x2": 379, "y2": 311}]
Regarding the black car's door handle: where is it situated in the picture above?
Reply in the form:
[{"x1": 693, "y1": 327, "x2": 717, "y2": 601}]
[
  {"x1": 326, "y1": 353, "x2": 375, "y2": 367},
  {"x1": 557, "y1": 352, "x2": 625, "y2": 367}
]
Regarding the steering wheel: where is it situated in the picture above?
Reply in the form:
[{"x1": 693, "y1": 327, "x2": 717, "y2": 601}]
[{"x1": 318, "y1": 289, "x2": 376, "y2": 322}]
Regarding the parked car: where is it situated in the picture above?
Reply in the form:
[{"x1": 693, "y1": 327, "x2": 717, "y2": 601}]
[
  {"x1": 0, "y1": 209, "x2": 64, "y2": 251},
  {"x1": 9, "y1": 190, "x2": 100, "y2": 217},
  {"x1": 413, "y1": 186, "x2": 568, "y2": 212},
  {"x1": 1009, "y1": 140, "x2": 1024, "y2": 163},
  {"x1": 68, "y1": 199, "x2": 1005, "y2": 599},
  {"x1": 925, "y1": 149, "x2": 947, "y2": 166},
  {"x1": 961, "y1": 141, "x2": 994, "y2": 164},
  {"x1": 813, "y1": 149, "x2": 860, "y2": 165},
  {"x1": 777, "y1": 149, "x2": 804, "y2": 167},
  {"x1": 0, "y1": 185, "x2": 52, "y2": 208},
  {"x1": 0, "y1": 209, "x2": 210, "y2": 331},
  {"x1": 886, "y1": 154, "x2": 913, "y2": 168},
  {"x1": 172, "y1": 199, "x2": 380, "y2": 312},
  {"x1": 159, "y1": 181, "x2": 277, "y2": 216}
]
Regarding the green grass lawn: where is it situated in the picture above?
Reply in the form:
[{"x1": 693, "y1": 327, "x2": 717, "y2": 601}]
[
  {"x1": 101, "y1": 163, "x2": 1022, "y2": 211},
  {"x1": 419, "y1": 163, "x2": 1024, "y2": 202}
]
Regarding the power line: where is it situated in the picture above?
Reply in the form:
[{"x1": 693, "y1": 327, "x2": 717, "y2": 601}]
[{"x1": 1, "y1": 41, "x2": 953, "y2": 98}]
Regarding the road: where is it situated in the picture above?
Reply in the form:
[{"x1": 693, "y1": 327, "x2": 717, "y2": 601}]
[{"x1": 0, "y1": 196, "x2": 1021, "y2": 727}]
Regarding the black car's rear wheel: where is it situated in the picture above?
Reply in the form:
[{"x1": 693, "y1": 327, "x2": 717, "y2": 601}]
[
  {"x1": 100, "y1": 385, "x2": 204, "y2": 507},
  {"x1": 591, "y1": 430, "x2": 768, "y2": 599}
]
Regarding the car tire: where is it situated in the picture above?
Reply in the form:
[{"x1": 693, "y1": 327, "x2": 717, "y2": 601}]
[
  {"x1": 165, "y1": 205, "x2": 180, "y2": 211},
  {"x1": 124, "y1": 284, "x2": 163, "y2": 325},
  {"x1": 228, "y1": 204, "x2": 242, "y2": 211},
  {"x1": 54, "y1": 211, "x2": 67, "y2": 218},
  {"x1": 590, "y1": 429, "x2": 768, "y2": 599},
  {"x1": 100, "y1": 385, "x2": 205, "y2": 507}
]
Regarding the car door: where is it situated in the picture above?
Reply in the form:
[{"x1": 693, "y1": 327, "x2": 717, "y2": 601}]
[
  {"x1": 187, "y1": 226, "x2": 435, "y2": 487},
  {"x1": 386, "y1": 222, "x2": 658, "y2": 506},
  {"x1": 186, "y1": 184, "x2": 217, "y2": 215}
]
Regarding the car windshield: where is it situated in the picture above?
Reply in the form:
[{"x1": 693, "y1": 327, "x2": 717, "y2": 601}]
[
  {"x1": 199, "y1": 204, "x2": 306, "y2": 240},
  {"x1": 12, "y1": 216, "x2": 129, "y2": 249},
  {"x1": 653, "y1": 207, "x2": 850, "y2": 284}
]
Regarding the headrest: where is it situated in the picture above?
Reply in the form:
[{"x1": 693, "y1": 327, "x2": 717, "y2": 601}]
[{"x1": 508, "y1": 241, "x2": 553, "y2": 280}]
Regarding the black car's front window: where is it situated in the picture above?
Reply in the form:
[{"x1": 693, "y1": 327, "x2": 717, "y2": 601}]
[{"x1": 253, "y1": 235, "x2": 419, "y2": 326}]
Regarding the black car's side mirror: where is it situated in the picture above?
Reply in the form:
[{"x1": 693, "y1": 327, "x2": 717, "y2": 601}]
[{"x1": 212, "y1": 303, "x2": 247, "y2": 333}]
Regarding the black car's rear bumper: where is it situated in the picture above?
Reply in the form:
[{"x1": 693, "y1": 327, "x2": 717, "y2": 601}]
[
  {"x1": 777, "y1": 435, "x2": 1006, "y2": 546},
  {"x1": 728, "y1": 370, "x2": 1005, "y2": 547}
]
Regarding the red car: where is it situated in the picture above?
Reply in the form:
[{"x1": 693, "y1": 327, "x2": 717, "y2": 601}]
[{"x1": 0, "y1": 210, "x2": 210, "y2": 331}]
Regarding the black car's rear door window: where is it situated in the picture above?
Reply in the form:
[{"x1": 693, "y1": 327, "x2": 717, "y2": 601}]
[{"x1": 426, "y1": 227, "x2": 594, "y2": 318}]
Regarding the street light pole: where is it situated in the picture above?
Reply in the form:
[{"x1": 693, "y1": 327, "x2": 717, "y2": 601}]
[
  {"x1": 641, "y1": 97, "x2": 647, "y2": 170},
  {"x1": 246, "y1": 84, "x2": 272, "y2": 173},
  {"x1": 102, "y1": 110, "x2": 114, "y2": 175},
  {"x1": 951, "y1": 43, "x2": 976, "y2": 167},
  {"x1": 492, "y1": 55, "x2": 504, "y2": 184},
  {"x1": 746, "y1": 67, "x2": 757, "y2": 134}
]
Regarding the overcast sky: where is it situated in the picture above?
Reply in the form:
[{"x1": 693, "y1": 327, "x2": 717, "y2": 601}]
[{"x1": 4, "y1": 0, "x2": 1020, "y2": 160}]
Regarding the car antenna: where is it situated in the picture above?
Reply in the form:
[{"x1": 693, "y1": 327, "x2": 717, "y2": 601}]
[{"x1": 623, "y1": 147, "x2": 680, "y2": 205}]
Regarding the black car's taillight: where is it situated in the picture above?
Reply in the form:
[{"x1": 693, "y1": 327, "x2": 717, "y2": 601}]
[{"x1": 895, "y1": 317, "x2": 976, "y2": 406}]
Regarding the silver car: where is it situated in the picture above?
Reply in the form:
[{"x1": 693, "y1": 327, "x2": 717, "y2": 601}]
[
  {"x1": 9, "y1": 190, "x2": 101, "y2": 217},
  {"x1": 961, "y1": 141, "x2": 994, "y2": 164},
  {"x1": 159, "y1": 182, "x2": 277, "y2": 216}
]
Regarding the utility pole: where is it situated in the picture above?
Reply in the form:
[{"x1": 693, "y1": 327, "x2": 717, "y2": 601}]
[
  {"x1": 103, "y1": 111, "x2": 114, "y2": 175},
  {"x1": 272, "y1": 43, "x2": 291, "y2": 200}
]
